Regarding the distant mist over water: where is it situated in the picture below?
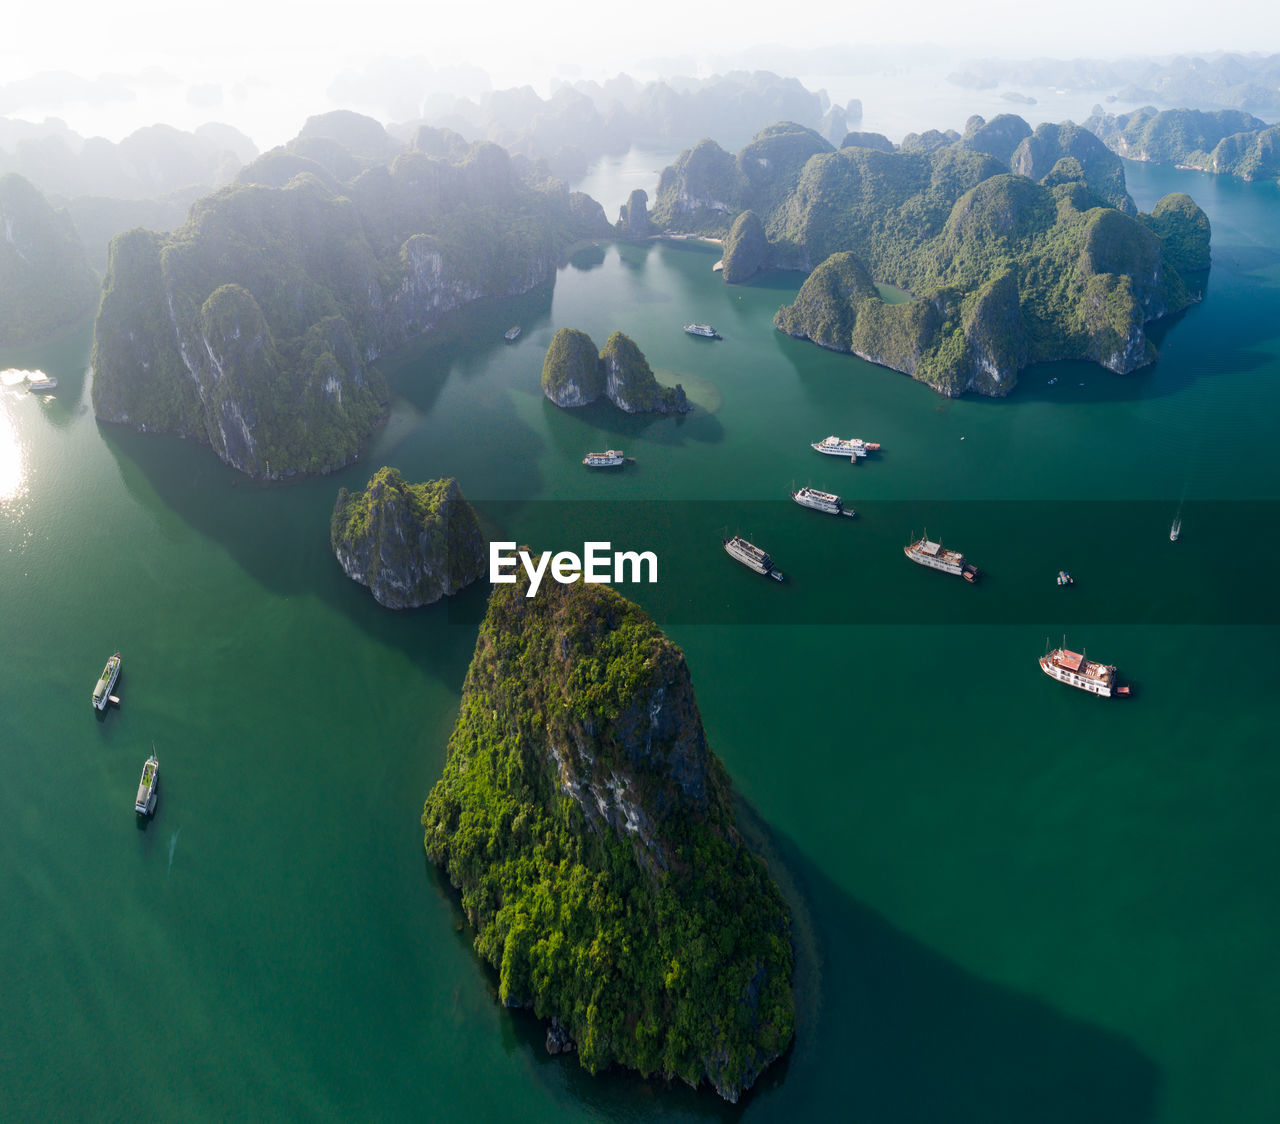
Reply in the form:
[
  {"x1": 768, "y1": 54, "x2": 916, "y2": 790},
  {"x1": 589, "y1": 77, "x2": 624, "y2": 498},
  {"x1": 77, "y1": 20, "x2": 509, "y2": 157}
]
[{"x1": 0, "y1": 42, "x2": 1265, "y2": 153}]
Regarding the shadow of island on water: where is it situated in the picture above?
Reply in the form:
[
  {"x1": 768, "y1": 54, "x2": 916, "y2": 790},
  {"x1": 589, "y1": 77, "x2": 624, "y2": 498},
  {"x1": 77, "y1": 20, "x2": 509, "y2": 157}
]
[{"x1": 420, "y1": 794, "x2": 1160, "y2": 1123}]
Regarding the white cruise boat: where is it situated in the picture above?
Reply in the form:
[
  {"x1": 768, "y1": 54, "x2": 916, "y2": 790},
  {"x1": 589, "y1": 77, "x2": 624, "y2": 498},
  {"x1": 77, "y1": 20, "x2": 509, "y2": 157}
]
[
  {"x1": 1039, "y1": 645, "x2": 1130, "y2": 697},
  {"x1": 811, "y1": 435, "x2": 881, "y2": 460},
  {"x1": 92, "y1": 652, "x2": 121, "y2": 710},
  {"x1": 26, "y1": 373, "x2": 57, "y2": 392},
  {"x1": 135, "y1": 753, "x2": 159, "y2": 815},
  {"x1": 791, "y1": 486, "x2": 852, "y2": 517},
  {"x1": 723, "y1": 536, "x2": 783, "y2": 581},
  {"x1": 904, "y1": 536, "x2": 979, "y2": 582},
  {"x1": 582, "y1": 450, "x2": 625, "y2": 467},
  {"x1": 684, "y1": 323, "x2": 721, "y2": 339}
]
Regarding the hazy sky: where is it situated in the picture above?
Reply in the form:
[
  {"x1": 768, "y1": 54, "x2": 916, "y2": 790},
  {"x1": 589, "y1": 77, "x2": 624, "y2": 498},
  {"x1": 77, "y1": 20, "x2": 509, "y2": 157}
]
[{"x1": 0, "y1": 1, "x2": 1273, "y2": 148}]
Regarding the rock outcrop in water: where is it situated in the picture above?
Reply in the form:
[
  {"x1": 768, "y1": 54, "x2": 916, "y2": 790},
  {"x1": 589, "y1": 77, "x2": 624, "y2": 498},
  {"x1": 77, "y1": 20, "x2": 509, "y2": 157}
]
[
  {"x1": 616, "y1": 188, "x2": 653, "y2": 237},
  {"x1": 1083, "y1": 105, "x2": 1280, "y2": 184},
  {"x1": 330, "y1": 468, "x2": 485, "y2": 608},
  {"x1": 720, "y1": 209, "x2": 768, "y2": 283},
  {"x1": 541, "y1": 327, "x2": 605, "y2": 407},
  {"x1": 0, "y1": 173, "x2": 99, "y2": 345},
  {"x1": 542, "y1": 327, "x2": 689, "y2": 414},
  {"x1": 653, "y1": 117, "x2": 1208, "y2": 396},
  {"x1": 422, "y1": 575, "x2": 794, "y2": 1101},
  {"x1": 91, "y1": 122, "x2": 609, "y2": 478}
]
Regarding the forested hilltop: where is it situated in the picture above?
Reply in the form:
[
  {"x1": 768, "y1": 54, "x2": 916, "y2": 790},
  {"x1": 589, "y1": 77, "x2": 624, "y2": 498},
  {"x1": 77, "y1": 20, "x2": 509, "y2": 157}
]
[
  {"x1": 92, "y1": 113, "x2": 610, "y2": 478},
  {"x1": 1084, "y1": 106, "x2": 1280, "y2": 183},
  {"x1": 331, "y1": 468, "x2": 484, "y2": 608},
  {"x1": 542, "y1": 327, "x2": 689, "y2": 414},
  {"x1": 652, "y1": 116, "x2": 1209, "y2": 397},
  {"x1": 422, "y1": 575, "x2": 794, "y2": 1102}
]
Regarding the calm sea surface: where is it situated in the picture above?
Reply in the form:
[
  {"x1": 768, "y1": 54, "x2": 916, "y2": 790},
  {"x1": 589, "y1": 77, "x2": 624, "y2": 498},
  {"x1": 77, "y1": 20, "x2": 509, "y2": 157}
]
[{"x1": 2, "y1": 159, "x2": 1278, "y2": 1122}]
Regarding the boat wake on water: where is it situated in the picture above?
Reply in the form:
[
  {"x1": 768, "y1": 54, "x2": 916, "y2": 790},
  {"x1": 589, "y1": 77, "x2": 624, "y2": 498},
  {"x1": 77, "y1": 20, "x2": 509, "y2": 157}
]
[{"x1": 168, "y1": 827, "x2": 181, "y2": 876}]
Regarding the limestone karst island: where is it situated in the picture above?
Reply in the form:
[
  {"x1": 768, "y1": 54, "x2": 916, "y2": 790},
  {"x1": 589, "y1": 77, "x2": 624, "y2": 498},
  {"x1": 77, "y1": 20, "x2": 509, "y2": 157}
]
[
  {"x1": 16, "y1": 27, "x2": 1280, "y2": 1124},
  {"x1": 330, "y1": 468, "x2": 485, "y2": 608},
  {"x1": 422, "y1": 575, "x2": 794, "y2": 1101},
  {"x1": 542, "y1": 327, "x2": 690, "y2": 414},
  {"x1": 653, "y1": 116, "x2": 1210, "y2": 396}
]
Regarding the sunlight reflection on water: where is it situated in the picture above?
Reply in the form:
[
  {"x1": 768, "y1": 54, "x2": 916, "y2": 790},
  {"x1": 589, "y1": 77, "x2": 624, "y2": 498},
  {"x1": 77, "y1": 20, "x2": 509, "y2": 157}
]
[{"x1": 0, "y1": 371, "x2": 34, "y2": 504}]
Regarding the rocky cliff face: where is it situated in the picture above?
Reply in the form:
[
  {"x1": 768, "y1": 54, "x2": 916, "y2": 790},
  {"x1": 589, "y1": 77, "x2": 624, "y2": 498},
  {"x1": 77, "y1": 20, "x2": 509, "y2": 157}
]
[
  {"x1": 422, "y1": 577, "x2": 794, "y2": 1102},
  {"x1": 0, "y1": 173, "x2": 100, "y2": 346},
  {"x1": 330, "y1": 469, "x2": 485, "y2": 608},
  {"x1": 773, "y1": 173, "x2": 1201, "y2": 397},
  {"x1": 616, "y1": 188, "x2": 653, "y2": 237},
  {"x1": 1083, "y1": 106, "x2": 1280, "y2": 183},
  {"x1": 543, "y1": 328, "x2": 689, "y2": 414},
  {"x1": 541, "y1": 327, "x2": 604, "y2": 407},
  {"x1": 657, "y1": 116, "x2": 1205, "y2": 398},
  {"x1": 651, "y1": 139, "x2": 745, "y2": 231},
  {"x1": 599, "y1": 331, "x2": 689, "y2": 414},
  {"x1": 91, "y1": 134, "x2": 609, "y2": 478},
  {"x1": 720, "y1": 209, "x2": 768, "y2": 283}
]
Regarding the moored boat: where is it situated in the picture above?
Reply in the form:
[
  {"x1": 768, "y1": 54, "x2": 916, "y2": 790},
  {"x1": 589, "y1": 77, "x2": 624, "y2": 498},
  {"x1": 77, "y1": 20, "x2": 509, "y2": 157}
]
[
  {"x1": 582, "y1": 450, "x2": 625, "y2": 467},
  {"x1": 791, "y1": 486, "x2": 853, "y2": 517},
  {"x1": 723, "y1": 536, "x2": 783, "y2": 581},
  {"x1": 1039, "y1": 645, "x2": 1130, "y2": 697},
  {"x1": 92, "y1": 652, "x2": 121, "y2": 710},
  {"x1": 904, "y1": 536, "x2": 979, "y2": 582},
  {"x1": 135, "y1": 753, "x2": 158, "y2": 816},
  {"x1": 26, "y1": 373, "x2": 57, "y2": 392},
  {"x1": 684, "y1": 323, "x2": 721, "y2": 339},
  {"x1": 811, "y1": 435, "x2": 880, "y2": 461},
  {"x1": 1057, "y1": 570, "x2": 1074, "y2": 585}
]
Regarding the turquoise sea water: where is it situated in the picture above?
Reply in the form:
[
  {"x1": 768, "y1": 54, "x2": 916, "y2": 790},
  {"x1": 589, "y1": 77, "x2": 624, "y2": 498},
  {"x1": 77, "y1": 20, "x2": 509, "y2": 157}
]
[{"x1": 2, "y1": 159, "x2": 1279, "y2": 1122}]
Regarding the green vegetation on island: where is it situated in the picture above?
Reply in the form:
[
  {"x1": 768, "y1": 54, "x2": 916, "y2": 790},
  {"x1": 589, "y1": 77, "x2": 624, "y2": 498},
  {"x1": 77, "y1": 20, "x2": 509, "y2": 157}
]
[
  {"x1": 330, "y1": 468, "x2": 484, "y2": 609},
  {"x1": 721, "y1": 209, "x2": 769, "y2": 283},
  {"x1": 92, "y1": 118, "x2": 611, "y2": 477},
  {"x1": 1140, "y1": 193, "x2": 1212, "y2": 273},
  {"x1": 0, "y1": 173, "x2": 100, "y2": 345},
  {"x1": 1084, "y1": 106, "x2": 1280, "y2": 184},
  {"x1": 652, "y1": 117, "x2": 1208, "y2": 396},
  {"x1": 542, "y1": 327, "x2": 688, "y2": 414},
  {"x1": 541, "y1": 327, "x2": 605, "y2": 407},
  {"x1": 422, "y1": 575, "x2": 794, "y2": 1101}
]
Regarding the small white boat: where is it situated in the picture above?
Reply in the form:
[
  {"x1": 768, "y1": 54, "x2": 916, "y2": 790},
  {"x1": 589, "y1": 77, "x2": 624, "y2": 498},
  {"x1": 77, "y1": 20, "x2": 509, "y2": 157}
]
[
  {"x1": 26, "y1": 374, "x2": 57, "y2": 392},
  {"x1": 723, "y1": 536, "x2": 783, "y2": 581},
  {"x1": 504, "y1": 326, "x2": 521, "y2": 342},
  {"x1": 791, "y1": 486, "x2": 854, "y2": 517},
  {"x1": 1170, "y1": 518, "x2": 1181, "y2": 542}
]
